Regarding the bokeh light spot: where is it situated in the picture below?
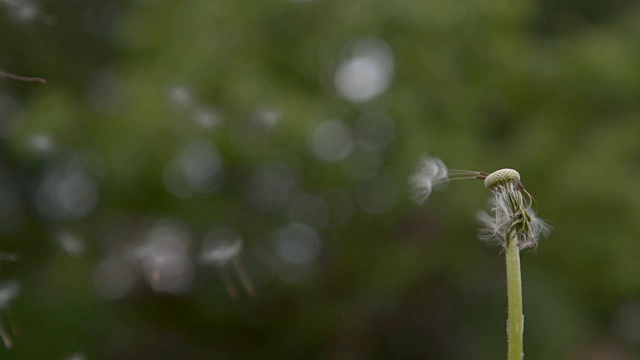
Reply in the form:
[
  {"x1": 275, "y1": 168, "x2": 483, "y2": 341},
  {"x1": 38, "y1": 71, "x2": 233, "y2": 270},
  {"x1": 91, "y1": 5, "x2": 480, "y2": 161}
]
[
  {"x1": 308, "y1": 120, "x2": 353, "y2": 162},
  {"x1": 288, "y1": 194, "x2": 330, "y2": 230},
  {"x1": 57, "y1": 230, "x2": 86, "y2": 256},
  {"x1": 163, "y1": 140, "x2": 223, "y2": 197},
  {"x1": 275, "y1": 223, "x2": 321, "y2": 265},
  {"x1": 36, "y1": 170, "x2": 99, "y2": 220},
  {"x1": 354, "y1": 112, "x2": 396, "y2": 151},
  {"x1": 0, "y1": 281, "x2": 19, "y2": 310},
  {"x1": 132, "y1": 223, "x2": 193, "y2": 294},
  {"x1": 356, "y1": 174, "x2": 397, "y2": 214},
  {"x1": 93, "y1": 257, "x2": 137, "y2": 300},
  {"x1": 249, "y1": 161, "x2": 299, "y2": 212},
  {"x1": 334, "y1": 38, "x2": 395, "y2": 103},
  {"x1": 340, "y1": 146, "x2": 381, "y2": 181}
]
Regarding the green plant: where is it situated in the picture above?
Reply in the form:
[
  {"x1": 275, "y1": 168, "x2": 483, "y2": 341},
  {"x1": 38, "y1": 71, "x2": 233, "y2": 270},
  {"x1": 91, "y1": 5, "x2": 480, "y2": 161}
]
[{"x1": 411, "y1": 156, "x2": 551, "y2": 360}]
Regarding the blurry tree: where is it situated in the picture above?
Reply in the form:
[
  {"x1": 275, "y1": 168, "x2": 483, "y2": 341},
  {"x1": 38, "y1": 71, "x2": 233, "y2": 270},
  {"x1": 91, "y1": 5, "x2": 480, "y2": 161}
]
[{"x1": 0, "y1": 0, "x2": 640, "y2": 359}]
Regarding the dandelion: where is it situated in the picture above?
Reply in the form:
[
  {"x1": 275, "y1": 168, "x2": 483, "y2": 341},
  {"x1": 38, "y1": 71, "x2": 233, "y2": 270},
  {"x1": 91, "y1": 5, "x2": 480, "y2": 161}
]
[
  {"x1": 410, "y1": 156, "x2": 550, "y2": 249},
  {"x1": 410, "y1": 155, "x2": 551, "y2": 360},
  {"x1": 200, "y1": 228, "x2": 255, "y2": 298}
]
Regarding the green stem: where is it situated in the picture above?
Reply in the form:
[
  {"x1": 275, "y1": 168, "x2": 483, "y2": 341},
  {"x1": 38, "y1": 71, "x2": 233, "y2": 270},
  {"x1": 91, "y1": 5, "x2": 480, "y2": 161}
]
[{"x1": 506, "y1": 233, "x2": 523, "y2": 360}]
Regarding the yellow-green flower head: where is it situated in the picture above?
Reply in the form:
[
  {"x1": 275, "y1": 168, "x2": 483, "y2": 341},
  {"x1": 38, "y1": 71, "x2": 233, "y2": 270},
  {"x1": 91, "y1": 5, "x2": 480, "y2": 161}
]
[{"x1": 483, "y1": 169, "x2": 520, "y2": 190}]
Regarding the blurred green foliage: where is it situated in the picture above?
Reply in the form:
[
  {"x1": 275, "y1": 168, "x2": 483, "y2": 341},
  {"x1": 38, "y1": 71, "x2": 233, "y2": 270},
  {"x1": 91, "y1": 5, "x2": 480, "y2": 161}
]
[{"x1": 1, "y1": 0, "x2": 640, "y2": 359}]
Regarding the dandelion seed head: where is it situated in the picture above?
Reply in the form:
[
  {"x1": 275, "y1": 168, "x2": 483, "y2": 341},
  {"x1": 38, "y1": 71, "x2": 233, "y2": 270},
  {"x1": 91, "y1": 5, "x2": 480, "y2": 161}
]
[
  {"x1": 484, "y1": 168, "x2": 520, "y2": 189},
  {"x1": 409, "y1": 154, "x2": 551, "y2": 251},
  {"x1": 409, "y1": 155, "x2": 448, "y2": 203}
]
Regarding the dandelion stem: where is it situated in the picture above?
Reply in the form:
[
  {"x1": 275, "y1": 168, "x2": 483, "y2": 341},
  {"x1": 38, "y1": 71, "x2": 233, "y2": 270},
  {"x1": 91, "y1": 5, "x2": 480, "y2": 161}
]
[
  {"x1": 0, "y1": 319, "x2": 12, "y2": 349},
  {"x1": 233, "y1": 258, "x2": 256, "y2": 297},
  {"x1": 219, "y1": 268, "x2": 238, "y2": 298},
  {"x1": 505, "y1": 232, "x2": 523, "y2": 360},
  {"x1": 0, "y1": 70, "x2": 47, "y2": 84}
]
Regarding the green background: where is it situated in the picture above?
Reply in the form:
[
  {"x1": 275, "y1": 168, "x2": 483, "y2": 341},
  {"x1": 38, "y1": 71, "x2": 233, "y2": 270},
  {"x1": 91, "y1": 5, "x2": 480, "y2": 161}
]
[{"x1": 2, "y1": 0, "x2": 640, "y2": 358}]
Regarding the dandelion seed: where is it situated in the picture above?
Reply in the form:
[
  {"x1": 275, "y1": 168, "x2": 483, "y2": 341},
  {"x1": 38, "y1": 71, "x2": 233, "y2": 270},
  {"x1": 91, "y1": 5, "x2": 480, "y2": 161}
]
[
  {"x1": 200, "y1": 228, "x2": 255, "y2": 297},
  {"x1": 409, "y1": 155, "x2": 449, "y2": 203}
]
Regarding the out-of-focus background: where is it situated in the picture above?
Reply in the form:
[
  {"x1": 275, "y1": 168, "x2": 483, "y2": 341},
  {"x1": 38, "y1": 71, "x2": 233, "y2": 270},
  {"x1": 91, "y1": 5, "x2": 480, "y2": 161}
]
[{"x1": 1, "y1": 0, "x2": 640, "y2": 359}]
